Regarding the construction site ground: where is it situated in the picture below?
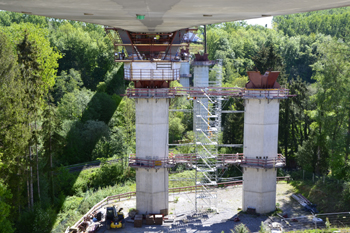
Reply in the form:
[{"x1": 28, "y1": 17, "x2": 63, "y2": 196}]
[{"x1": 94, "y1": 183, "x2": 314, "y2": 233}]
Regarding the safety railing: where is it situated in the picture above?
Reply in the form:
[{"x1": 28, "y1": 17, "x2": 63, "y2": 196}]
[
  {"x1": 128, "y1": 153, "x2": 285, "y2": 169},
  {"x1": 129, "y1": 157, "x2": 176, "y2": 168},
  {"x1": 126, "y1": 88, "x2": 177, "y2": 98},
  {"x1": 124, "y1": 68, "x2": 180, "y2": 81},
  {"x1": 242, "y1": 88, "x2": 291, "y2": 99},
  {"x1": 217, "y1": 153, "x2": 244, "y2": 164},
  {"x1": 126, "y1": 87, "x2": 293, "y2": 99},
  {"x1": 240, "y1": 154, "x2": 286, "y2": 168}
]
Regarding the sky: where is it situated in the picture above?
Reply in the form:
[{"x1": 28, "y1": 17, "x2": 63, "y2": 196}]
[{"x1": 244, "y1": 16, "x2": 273, "y2": 28}]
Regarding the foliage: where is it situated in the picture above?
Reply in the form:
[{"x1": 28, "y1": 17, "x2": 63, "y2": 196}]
[
  {"x1": 16, "y1": 204, "x2": 56, "y2": 233},
  {"x1": 259, "y1": 221, "x2": 269, "y2": 233},
  {"x1": 51, "y1": 22, "x2": 114, "y2": 90},
  {"x1": 0, "y1": 181, "x2": 14, "y2": 233},
  {"x1": 234, "y1": 223, "x2": 250, "y2": 233},
  {"x1": 273, "y1": 7, "x2": 350, "y2": 41},
  {"x1": 52, "y1": 181, "x2": 136, "y2": 232},
  {"x1": 52, "y1": 68, "x2": 83, "y2": 103},
  {"x1": 2, "y1": 23, "x2": 61, "y2": 92}
]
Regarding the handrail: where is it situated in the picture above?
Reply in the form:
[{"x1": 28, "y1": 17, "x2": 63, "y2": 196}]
[
  {"x1": 124, "y1": 68, "x2": 180, "y2": 81},
  {"x1": 126, "y1": 87, "x2": 293, "y2": 99},
  {"x1": 68, "y1": 176, "x2": 290, "y2": 231},
  {"x1": 128, "y1": 153, "x2": 285, "y2": 169}
]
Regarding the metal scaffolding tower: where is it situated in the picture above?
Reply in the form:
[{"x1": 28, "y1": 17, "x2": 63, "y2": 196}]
[{"x1": 194, "y1": 60, "x2": 222, "y2": 212}]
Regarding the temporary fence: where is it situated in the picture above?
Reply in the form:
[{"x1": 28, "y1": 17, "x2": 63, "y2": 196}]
[
  {"x1": 314, "y1": 212, "x2": 350, "y2": 229},
  {"x1": 278, "y1": 212, "x2": 350, "y2": 232},
  {"x1": 290, "y1": 169, "x2": 345, "y2": 185}
]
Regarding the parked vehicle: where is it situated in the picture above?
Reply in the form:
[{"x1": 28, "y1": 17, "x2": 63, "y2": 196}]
[
  {"x1": 106, "y1": 206, "x2": 117, "y2": 230},
  {"x1": 111, "y1": 208, "x2": 125, "y2": 229}
]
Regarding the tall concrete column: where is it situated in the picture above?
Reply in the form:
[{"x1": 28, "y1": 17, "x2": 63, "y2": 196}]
[
  {"x1": 242, "y1": 96, "x2": 280, "y2": 213},
  {"x1": 179, "y1": 61, "x2": 190, "y2": 87},
  {"x1": 193, "y1": 63, "x2": 210, "y2": 132},
  {"x1": 135, "y1": 98, "x2": 169, "y2": 214},
  {"x1": 193, "y1": 65, "x2": 209, "y2": 87}
]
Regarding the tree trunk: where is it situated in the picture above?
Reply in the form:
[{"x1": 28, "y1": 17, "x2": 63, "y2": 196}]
[
  {"x1": 50, "y1": 132, "x2": 54, "y2": 202},
  {"x1": 36, "y1": 121, "x2": 41, "y2": 201},
  {"x1": 27, "y1": 169, "x2": 30, "y2": 209},
  {"x1": 284, "y1": 99, "x2": 289, "y2": 167},
  {"x1": 49, "y1": 106, "x2": 54, "y2": 202},
  {"x1": 30, "y1": 145, "x2": 34, "y2": 208},
  {"x1": 346, "y1": 107, "x2": 350, "y2": 161}
]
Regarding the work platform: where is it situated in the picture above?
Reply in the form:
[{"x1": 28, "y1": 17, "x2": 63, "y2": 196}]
[
  {"x1": 126, "y1": 87, "x2": 291, "y2": 99},
  {"x1": 128, "y1": 153, "x2": 286, "y2": 169}
]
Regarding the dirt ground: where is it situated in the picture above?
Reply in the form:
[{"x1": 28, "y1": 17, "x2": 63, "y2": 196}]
[{"x1": 95, "y1": 182, "x2": 314, "y2": 233}]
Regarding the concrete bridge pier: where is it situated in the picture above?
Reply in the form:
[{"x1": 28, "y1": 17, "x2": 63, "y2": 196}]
[
  {"x1": 179, "y1": 61, "x2": 191, "y2": 87},
  {"x1": 242, "y1": 96, "x2": 280, "y2": 214},
  {"x1": 135, "y1": 98, "x2": 170, "y2": 215}
]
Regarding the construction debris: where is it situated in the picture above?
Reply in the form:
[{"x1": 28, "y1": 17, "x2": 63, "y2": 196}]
[{"x1": 291, "y1": 194, "x2": 318, "y2": 213}]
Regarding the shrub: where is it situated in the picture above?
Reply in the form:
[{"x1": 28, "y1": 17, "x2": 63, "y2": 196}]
[{"x1": 234, "y1": 223, "x2": 249, "y2": 233}]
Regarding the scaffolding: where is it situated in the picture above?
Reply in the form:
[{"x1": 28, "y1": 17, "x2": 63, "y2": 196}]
[
  {"x1": 125, "y1": 62, "x2": 291, "y2": 213},
  {"x1": 193, "y1": 60, "x2": 223, "y2": 212}
]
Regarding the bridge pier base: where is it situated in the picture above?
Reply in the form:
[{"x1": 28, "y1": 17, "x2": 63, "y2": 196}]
[
  {"x1": 135, "y1": 98, "x2": 169, "y2": 214},
  {"x1": 242, "y1": 97, "x2": 280, "y2": 214}
]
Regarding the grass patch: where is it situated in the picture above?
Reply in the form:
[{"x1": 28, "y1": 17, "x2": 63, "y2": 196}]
[{"x1": 290, "y1": 179, "x2": 348, "y2": 213}]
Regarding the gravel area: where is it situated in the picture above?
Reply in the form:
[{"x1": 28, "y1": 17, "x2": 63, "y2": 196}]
[{"x1": 94, "y1": 183, "x2": 313, "y2": 233}]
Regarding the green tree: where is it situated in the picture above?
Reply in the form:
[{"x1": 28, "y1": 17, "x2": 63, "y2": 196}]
[
  {"x1": 51, "y1": 22, "x2": 114, "y2": 90},
  {"x1": 0, "y1": 181, "x2": 14, "y2": 233},
  {"x1": 306, "y1": 36, "x2": 350, "y2": 177},
  {"x1": 0, "y1": 30, "x2": 31, "y2": 213},
  {"x1": 222, "y1": 98, "x2": 244, "y2": 153},
  {"x1": 52, "y1": 68, "x2": 83, "y2": 103},
  {"x1": 273, "y1": 7, "x2": 350, "y2": 41},
  {"x1": 41, "y1": 104, "x2": 64, "y2": 201}
]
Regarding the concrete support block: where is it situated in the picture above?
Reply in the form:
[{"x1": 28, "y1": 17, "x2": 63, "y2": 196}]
[
  {"x1": 193, "y1": 65, "x2": 209, "y2": 131},
  {"x1": 180, "y1": 62, "x2": 190, "y2": 87},
  {"x1": 135, "y1": 98, "x2": 169, "y2": 214},
  {"x1": 242, "y1": 98, "x2": 280, "y2": 214},
  {"x1": 136, "y1": 168, "x2": 168, "y2": 214},
  {"x1": 244, "y1": 99, "x2": 279, "y2": 159},
  {"x1": 242, "y1": 167, "x2": 277, "y2": 213},
  {"x1": 193, "y1": 65, "x2": 209, "y2": 87},
  {"x1": 179, "y1": 77, "x2": 190, "y2": 87},
  {"x1": 136, "y1": 98, "x2": 169, "y2": 160}
]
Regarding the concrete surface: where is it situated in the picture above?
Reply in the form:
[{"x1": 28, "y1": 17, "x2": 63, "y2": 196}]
[
  {"x1": 243, "y1": 99, "x2": 279, "y2": 159},
  {"x1": 193, "y1": 64, "x2": 209, "y2": 133},
  {"x1": 193, "y1": 66, "x2": 209, "y2": 88},
  {"x1": 179, "y1": 62, "x2": 190, "y2": 88},
  {"x1": 0, "y1": 0, "x2": 349, "y2": 32},
  {"x1": 243, "y1": 167, "x2": 277, "y2": 213},
  {"x1": 135, "y1": 98, "x2": 169, "y2": 214},
  {"x1": 96, "y1": 183, "x2": 311, "y2": 233},
  {"x1": 243, "y1": 98, "x2": 280, "y2": 213}
]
